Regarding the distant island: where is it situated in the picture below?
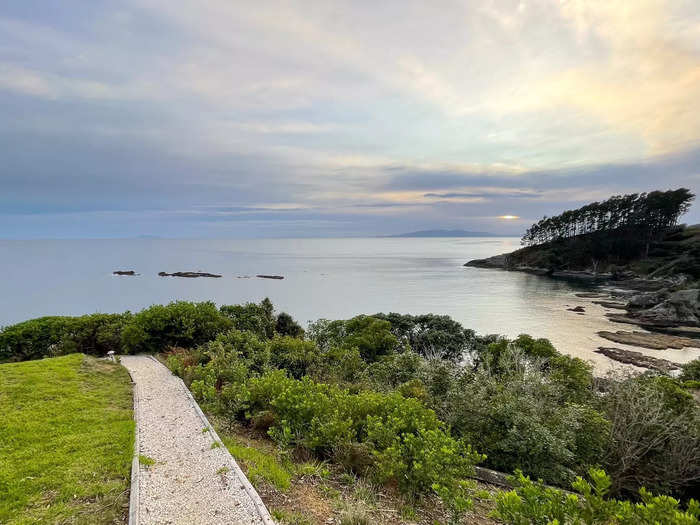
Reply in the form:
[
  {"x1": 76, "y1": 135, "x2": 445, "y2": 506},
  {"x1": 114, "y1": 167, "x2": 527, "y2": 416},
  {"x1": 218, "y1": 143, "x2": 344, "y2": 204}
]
[{"x1": 387, "y1": 229, "x2": 509, "y2": 238}]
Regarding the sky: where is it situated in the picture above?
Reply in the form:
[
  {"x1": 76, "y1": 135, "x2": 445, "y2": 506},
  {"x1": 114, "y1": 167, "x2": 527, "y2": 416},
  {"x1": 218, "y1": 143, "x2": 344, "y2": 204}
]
[{"x1": 1, "y1": 0, "x2": 699, "y2": 238}]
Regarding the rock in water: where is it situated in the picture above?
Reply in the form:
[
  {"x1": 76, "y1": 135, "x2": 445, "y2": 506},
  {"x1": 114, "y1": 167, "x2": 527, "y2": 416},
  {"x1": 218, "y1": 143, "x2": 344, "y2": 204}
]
[
  {"x1": 113, "y1": 270, "x2": 137, "y2": 276},
  {"x1": 256, "y1": 275, "x2": 284, "y2": 280},
  {"x1": 567, "y1": 306, "x2": 586, "y2": 313},
  {"x1": 158, "y1": 271, "x2": 222, "y2": 278}
]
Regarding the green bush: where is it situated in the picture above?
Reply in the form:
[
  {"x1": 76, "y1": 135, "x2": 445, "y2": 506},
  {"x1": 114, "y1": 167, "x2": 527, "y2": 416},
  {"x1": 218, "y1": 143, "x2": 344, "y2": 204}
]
[
  {"x1": 121, "y1": 301, "x2": 232, "y2": 354},
  {"x1": 220, "y1": 299, "x2": 275, "y2": 339},
  {"x1": 680, "y1": 359, "x2": 700, "y2": 382},
  {"x1": 269, "y1": 336, "x2": 318, "y2": 379},
  {"x1": 275, "y1": 312, "x2": 304, "y2": 338},
  {"x1": 178, "y1": 356, "x2": 484, "y2": 508},
  {"x1": 493, "y1": 469, "x2": 700, "y2": 525},
  {"x1": 308, "y1": 346, "x2": 364, "y2": 383},
  {"x1": 373, "y1": 312, "x2": 483, "y2": 361},
  {"x1": 308, "y1": 315, "x2": 399, "y2": 361},
  {"x1": 599, "y1": 374, "x2": 700, "y2": 499},
  {"x1": 0, "y1": 313, "x2": 131, "y2": 361},
  {"x1": 442, "y1": 346, "x2": 608, "y2": 487}
]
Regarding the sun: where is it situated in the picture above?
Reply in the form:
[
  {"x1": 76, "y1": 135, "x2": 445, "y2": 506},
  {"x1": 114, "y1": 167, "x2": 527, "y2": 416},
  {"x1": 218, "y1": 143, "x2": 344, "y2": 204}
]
[{"x1": 498, "y1": 215, "x2": 520, "y2": 220}]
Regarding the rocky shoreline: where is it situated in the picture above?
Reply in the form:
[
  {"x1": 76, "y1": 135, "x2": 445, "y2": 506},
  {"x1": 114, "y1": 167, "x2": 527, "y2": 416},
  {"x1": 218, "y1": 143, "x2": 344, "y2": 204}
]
[{"x1": 466, "y1": 254, "x2": 700, "y2": 370}]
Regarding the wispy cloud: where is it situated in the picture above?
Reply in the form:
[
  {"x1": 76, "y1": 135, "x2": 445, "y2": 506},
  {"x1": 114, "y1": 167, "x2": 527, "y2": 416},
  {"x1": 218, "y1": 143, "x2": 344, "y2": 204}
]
[{"x1": 0, "y1": 0, "x2": 698, "y2": 238}]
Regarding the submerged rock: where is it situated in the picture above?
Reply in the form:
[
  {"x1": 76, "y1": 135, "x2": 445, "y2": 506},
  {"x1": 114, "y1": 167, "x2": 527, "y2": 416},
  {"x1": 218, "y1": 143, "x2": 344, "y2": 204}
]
[
  {"x1": 567, "y1": 306, "x2": 586, "y2": 313},
  {"x1": 595, "y1": 347, "x2": 681, "y2": 372},
  {"x1": 158, "y1": 271, "x2": 222, "y2": 278}
]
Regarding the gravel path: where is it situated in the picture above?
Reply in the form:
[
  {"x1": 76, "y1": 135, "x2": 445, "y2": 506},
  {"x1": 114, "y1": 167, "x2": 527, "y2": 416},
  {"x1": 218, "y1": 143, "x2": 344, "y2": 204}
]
[{"x1": 121, "y1": 355, "x2": 272, "y2": 525}]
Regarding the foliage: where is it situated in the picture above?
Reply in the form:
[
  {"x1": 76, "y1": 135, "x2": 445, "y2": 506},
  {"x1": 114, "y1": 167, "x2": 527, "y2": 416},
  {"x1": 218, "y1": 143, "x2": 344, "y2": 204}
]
[
  {"x1": 220, "y1": 298, "x2": 276, "y2": 339},
  {"x1": 493, "y1": 469, "x2": 700, "y2": 525},
  {"x1": 680, "y1": 358, "x2": 700, "y2": 382},
  {"x1": 308, "y1": 315, "x2": 400, "y2": 361},
  {"x1": 121, "y1": 301, "x2": 232, "y2": 354},
  {"x1": 172, "y1": 348, "x2": 484, "y2": 509},
  {"x1": 0, "y1": 313, "x2": 132, "y2": 362},
  {"x1": 275, "y1": 312, "x2": 304, "y2": 338},
  {"x1": 0, "y1": 354, "x2": 133, "y2": 524},
  {"x1": 269, "y1": 336, "x2": 319, "y2": 379},
  {"x1": 372, "y1": 312, "x2": 482, "y2": 360},
  {"x1": 599, "y1": 373, "x2": 700, "y2": 499},
  {"x1": 308, "y1": 345, "x2": 365, "y2": 384},
  {"x1": 474, "y1": 334, "x2": 594, "y2": 402},
  {"x1": 521, "y1": 188, "x2": 694, "y2": 247},
  {"x1": 220, "y1": 432, "x2": 293, "y2": 491},
  {"x1": 442, "y1": 347, "x2": 608, "y2": 487}
]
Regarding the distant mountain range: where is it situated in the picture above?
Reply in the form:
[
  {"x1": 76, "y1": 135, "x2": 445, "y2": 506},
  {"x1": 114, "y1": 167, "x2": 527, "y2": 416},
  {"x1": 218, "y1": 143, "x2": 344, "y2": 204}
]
[{"x1": 386, "y1": 229, "x2": 511, "y2": 238}]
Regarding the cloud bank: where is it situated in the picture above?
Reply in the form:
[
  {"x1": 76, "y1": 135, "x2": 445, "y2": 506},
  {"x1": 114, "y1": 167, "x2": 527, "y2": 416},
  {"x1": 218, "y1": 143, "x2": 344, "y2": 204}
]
[{"x1": 1, "y1": 0, "x2": 699, "y2": 238}]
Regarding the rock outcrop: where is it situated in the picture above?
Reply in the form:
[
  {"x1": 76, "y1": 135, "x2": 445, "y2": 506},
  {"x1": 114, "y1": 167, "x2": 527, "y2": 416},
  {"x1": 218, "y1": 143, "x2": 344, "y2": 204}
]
[
  {"x1": 625, "y1": 289, "x2": 700, "y2": 327},
  {"x1": 595, "y1": 347, "x2": 681, "y2": 372},
  {"x1": 597, "y1": 329, "x2": 700, "y2": 350},
  {"x1": 464, "y1": 254, "x2": 508, "y2": 269},
  {"x1": 158, "y1": 271, "x2": 222, "y2": 278}
]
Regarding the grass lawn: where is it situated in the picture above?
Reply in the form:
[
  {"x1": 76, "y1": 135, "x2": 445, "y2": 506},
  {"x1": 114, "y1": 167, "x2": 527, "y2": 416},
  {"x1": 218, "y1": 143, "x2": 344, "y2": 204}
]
[{"x1": 0, "y1": 354, "x2": 134, "y2": 524}]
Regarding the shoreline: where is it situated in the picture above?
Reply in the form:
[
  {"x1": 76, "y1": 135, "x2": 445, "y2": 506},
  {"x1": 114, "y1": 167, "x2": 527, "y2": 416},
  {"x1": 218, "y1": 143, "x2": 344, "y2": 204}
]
[{"x1": 465, "y1": 255, "x2": 700, "y2": 373}]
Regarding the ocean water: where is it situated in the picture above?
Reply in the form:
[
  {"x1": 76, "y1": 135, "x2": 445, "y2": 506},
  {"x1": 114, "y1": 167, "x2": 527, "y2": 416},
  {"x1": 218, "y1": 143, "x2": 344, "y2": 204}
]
[{"x1": 1, "y1": 237, "x2": 698, "y2": 371}]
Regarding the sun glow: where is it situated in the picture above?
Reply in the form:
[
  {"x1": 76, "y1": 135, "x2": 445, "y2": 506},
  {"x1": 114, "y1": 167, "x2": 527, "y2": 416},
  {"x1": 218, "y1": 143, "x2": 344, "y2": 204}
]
[{"x1": 499, "y1": 215, "x2": 520, "y2": 220}]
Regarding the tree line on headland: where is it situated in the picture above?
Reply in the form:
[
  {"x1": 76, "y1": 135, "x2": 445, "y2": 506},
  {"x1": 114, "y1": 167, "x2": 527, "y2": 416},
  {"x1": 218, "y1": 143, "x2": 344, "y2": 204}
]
[{"x1": 521, "y1": 188, "x2": 694, "y2": 247}]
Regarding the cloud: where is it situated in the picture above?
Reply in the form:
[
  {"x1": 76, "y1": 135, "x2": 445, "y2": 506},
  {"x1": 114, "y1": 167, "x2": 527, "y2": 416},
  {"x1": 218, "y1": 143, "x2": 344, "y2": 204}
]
[{"x1": 1, "y1": 0, "x2": 699, "y2": 238}]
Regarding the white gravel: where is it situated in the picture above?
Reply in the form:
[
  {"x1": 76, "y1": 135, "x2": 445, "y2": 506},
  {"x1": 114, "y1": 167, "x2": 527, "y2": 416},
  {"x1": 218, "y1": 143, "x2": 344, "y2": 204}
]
[{"x1": 121, "y1": 355, "x2": 270, "y2": 525}]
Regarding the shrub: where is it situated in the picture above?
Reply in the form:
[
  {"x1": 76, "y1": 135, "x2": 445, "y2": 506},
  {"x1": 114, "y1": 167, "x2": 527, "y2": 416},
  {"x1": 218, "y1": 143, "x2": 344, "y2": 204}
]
[
  {"x1": 442, "y1": 347, "x2": 608, "y2": 487},
  {"x1": 220, "y1": 299, "x2": 275, "y2": 340},
  {"x1": 121, "y1": 301, "x2": 232, "y2": 354},
  {"x1": 308, "y1": 346, "x2": 364, "y2": 383},
  {"x1": 308, "y1": 315, "x2": 399, "y2": 361},
  {"x1": 373, "y1": 312, "x2": 482, "y2": 361},
  {"x1": 476, "y1": 335, "x2": 594, "y2": 402},
  {"x1": 600, "y1": 373, "x2": 700, "y2": 499},
  {"x1": 0, "y1": 313, "x2": 131, "y2": 361},
  {"x1": 202, "y1": 365, "x2": 484, "y2": 508},
  {"x1": 493, "y1": 469, "x2": 700, "y2": 525},
  {"x1": 275, "y1": 312, "x2": 304, "y2": 338},
  {"x1": 269, "y1": 336, "x2": 318, "y2": 379},
  {"x1": 680, "y1": 358, "x2": 700, "y2": 382},
  {"x1": 206, "y1": 329, "x2": 270, "y2": 375}
]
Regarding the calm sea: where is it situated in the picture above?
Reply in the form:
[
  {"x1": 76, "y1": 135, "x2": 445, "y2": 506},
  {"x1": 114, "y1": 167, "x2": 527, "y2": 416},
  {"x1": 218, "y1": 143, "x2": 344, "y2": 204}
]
[{"x1": 1, "y1": 237, "x2": 698, "y2": 371}]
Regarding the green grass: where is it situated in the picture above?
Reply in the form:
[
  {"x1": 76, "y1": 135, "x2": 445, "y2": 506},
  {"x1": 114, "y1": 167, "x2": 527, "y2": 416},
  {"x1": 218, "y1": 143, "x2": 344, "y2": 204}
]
[
  {"x1": 0, "y1": 354, "x2": 134, "y2": 524},
  {"x1": 138, "y1": 455, "x2": 155, "y2": 467},
  {"x1": 219, "y1": 432, "x2": 293, "y2": 491}
]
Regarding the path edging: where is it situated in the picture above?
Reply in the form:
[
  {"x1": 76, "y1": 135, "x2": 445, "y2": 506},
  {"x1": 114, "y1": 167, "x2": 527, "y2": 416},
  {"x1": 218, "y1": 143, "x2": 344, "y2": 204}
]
[
  {"x1": 147, "y1": 355, "x2": 276, "y2": 525},
  {"x1": 123, "y1": 360, "x2": 140, "y2": 525}
]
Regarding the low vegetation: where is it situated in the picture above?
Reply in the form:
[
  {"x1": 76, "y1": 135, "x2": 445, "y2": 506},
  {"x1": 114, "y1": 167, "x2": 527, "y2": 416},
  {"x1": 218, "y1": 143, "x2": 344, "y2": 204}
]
[
  {"x1": 494, "y1": 469, "x2": 700, "y2": 525},
  {"x1": 2, "y1": 300, "x2": 699, "y2": 523},
  {"x1": 0, "y1": 354, "x2": 134, "y2": 524}
]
